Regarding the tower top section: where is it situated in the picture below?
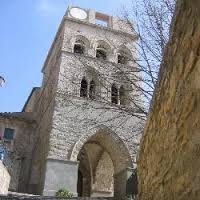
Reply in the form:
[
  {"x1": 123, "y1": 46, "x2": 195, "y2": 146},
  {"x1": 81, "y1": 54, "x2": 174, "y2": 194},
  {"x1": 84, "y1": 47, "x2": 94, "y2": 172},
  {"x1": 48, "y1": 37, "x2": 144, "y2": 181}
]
[{"x1": 65, "y1": 6, "x2": 134, "y2": 35}]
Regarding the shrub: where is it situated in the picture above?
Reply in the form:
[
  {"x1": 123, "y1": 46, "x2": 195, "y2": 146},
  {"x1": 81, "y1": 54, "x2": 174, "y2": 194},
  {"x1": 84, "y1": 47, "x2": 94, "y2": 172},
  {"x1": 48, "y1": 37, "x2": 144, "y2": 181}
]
[{"x1": 55, "y1": 188, "x2": 73, "y2": 198}]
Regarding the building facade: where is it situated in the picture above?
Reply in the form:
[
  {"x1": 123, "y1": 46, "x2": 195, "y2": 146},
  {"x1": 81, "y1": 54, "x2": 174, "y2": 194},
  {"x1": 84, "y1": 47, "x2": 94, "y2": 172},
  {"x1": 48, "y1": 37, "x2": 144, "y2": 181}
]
[{"x1": 0, "y1": 6, "x2": 142, "y2": 198}]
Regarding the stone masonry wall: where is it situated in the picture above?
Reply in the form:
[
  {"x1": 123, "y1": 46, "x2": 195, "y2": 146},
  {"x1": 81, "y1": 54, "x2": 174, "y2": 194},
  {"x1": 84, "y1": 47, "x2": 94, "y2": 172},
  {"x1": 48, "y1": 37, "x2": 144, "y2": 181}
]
[
  {"x1": 48, "y1": 95, "x2": 141, "y2": 168},
  {"x1": 29, "y1": 9, "x2": 142, "y2": 195},
  {"x1": 137, "y1": 0, "x2": 200, "y2": 199},
  {"x1": 29, "y1": 33, "x2": 62, "y2": 194},
  {"x1": 92, "y1": 152, "x2": 114, "y2": 196},
  {"x1": 0, "y1": 115, "x2": 36, "y2": 192},
  {"x1": 57, "y1": 53, "x2": 138, "y2": 108},
  {"x1": 60, "y1": 19, "x2": 139, "y2": 107},
  {"x1": 46, "y1": 16, "x2": 142, "y2": 167},
  {"x1": 28, "y1": 24, "x2": 65, "y2": 194},
  {"x1": 62, "y1": 19, "x2": 136, "y2": 61},
  {"x1": 0, "y1": 162, "x2": 10, "y2": 195}
]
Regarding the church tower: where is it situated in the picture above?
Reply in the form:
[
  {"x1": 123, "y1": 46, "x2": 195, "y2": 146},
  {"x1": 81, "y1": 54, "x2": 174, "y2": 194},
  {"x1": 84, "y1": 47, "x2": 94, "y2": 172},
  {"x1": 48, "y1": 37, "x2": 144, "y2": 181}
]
[{"x1": 24, "y1": 6, "x2": 141, "y2": 197}]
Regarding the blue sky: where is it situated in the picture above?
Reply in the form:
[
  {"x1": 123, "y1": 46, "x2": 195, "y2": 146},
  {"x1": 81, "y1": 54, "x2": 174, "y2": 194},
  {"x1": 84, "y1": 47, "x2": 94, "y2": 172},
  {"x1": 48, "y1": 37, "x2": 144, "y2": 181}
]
[{"x1": 0, "y1": 0, "x2": 131, "y2": 112}]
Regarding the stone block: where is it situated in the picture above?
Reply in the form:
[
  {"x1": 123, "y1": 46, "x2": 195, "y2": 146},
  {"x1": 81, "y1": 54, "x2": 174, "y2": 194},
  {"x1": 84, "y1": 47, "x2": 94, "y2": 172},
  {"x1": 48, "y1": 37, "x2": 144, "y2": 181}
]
[{"x1": 43, "y1": 158, "x2": 79, "y2": 196}]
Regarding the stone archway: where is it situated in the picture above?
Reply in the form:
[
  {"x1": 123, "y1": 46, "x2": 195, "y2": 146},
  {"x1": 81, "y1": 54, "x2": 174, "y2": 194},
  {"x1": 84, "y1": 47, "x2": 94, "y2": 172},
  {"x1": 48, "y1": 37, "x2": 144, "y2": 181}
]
[
  {"x1": 77, "y1": 142, "x2": 114, "y2": 197},
  {"x1": 71, "y1": 126, "x2": 133, "y2": 198}
]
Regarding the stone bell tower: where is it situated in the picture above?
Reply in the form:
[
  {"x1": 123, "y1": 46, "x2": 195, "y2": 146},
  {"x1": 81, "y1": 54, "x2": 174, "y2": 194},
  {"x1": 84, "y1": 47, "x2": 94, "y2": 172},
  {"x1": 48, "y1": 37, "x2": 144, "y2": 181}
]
[{"x1": 27, "y1": 6, "x2": 141, "y2": 198}]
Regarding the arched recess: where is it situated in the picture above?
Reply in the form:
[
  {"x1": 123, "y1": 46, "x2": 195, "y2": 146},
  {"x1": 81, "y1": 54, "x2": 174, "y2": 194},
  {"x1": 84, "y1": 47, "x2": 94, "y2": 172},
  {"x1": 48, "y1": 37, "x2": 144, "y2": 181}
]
[
  {"x1": 95, "y1": 40, "x2": 111, "y2": 60},
  {"x1": 117, "y1": 45, "x2": 133, "y2": 64},
  {"x1": 83, "y1": 66, "x2": 101, "y2": 100},
  {"x1": 72, "y1": 35, "x2": 90, "y2": 54},
  {"x1": 70, "y1": 125, "x2": 133, "y2": 198}
]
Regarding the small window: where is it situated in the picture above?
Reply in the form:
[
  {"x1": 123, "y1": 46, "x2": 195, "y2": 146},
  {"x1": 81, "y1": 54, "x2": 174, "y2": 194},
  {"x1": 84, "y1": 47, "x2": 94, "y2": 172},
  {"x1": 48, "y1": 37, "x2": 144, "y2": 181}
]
[
  {"x1": 4, "y1": 128, "x2": 14, "y2": 140},
  {"x1": 111, "y1": 84, "x2": 118, "y2": 104},
  {"x1": 118, "y1": 54, "x2": 127, "y2": 64},
  {"x1": 80, "y1": 78, "x2": 88, "y2": 98},
  {"x1": 89, "y1": 80, "x2": 96, "y2": 100},
  {"x1": 96, "y1": 48, "x2": 107, "y2": 60}
]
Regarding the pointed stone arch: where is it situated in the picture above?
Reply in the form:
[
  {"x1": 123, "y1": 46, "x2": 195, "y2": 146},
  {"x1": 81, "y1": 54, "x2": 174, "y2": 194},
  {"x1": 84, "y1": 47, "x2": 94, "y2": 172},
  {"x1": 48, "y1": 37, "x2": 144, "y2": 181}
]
[
  {"x1": 70, "y1": 125, "x2": 133, "y2": 197},
  {"x1": 69, "y1": 125, "x2": 132, "y2": 165}
]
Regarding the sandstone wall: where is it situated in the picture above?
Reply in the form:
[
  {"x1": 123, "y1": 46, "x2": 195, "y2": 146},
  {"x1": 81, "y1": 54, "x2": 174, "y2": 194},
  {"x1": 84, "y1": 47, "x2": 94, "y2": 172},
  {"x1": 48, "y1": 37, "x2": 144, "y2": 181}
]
[{"x1": 137, "y1": 0, "x2": 200, "y2": 199}]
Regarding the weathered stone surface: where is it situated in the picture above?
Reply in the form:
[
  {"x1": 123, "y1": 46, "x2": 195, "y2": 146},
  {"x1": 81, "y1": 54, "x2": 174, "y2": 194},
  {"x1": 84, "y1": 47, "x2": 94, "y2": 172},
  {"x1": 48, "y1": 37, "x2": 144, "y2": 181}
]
[
  {"x1": 0, "y1": 162, "x2": 10, "y2": 195},
  {"x1": 137, "y1": 0, "x2": 200, "y2": 199},
  {"x1": 43, "y1": 159, "x2": 79, "y2": 196}
]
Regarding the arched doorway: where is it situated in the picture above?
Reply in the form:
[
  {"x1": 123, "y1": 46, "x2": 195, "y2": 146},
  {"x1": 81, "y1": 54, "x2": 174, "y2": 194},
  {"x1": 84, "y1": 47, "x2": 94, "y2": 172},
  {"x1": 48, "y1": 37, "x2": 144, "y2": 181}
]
[{"x1": 74, "y1": 128, "x2": 133, "y2": 198}]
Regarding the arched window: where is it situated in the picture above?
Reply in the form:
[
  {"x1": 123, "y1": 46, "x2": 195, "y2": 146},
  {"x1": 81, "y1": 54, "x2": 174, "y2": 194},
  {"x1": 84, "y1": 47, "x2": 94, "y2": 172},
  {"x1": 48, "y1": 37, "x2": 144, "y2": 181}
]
[
  {"x1": 96, "y1": 41, "x2": 111, "y2": 60},
  {"x1": 111, "y1": 84, "x2": 118, "y2": 104},
  {"x1": 74, "y1": 40, "x2": 85, "y2": 54},
  {"x1": 80, "y1": 78, "x2": 88, "y2": 98},
  {"x1": 96, "y1": 47, "x2": 107, "y2": 60},
  {"x1": 119, "y1": 86, "x2": 126, "y2": 105},
  {"x1": 89, "y1": 80, "x2": 96, "y2": 100},
  {"x1": 117, "y1": 47, "x2": 132, "y2": 64}
]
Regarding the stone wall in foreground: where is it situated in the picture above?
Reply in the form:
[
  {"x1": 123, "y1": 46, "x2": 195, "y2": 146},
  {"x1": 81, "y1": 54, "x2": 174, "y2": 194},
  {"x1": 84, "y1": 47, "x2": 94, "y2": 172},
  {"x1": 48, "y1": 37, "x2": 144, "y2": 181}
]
[
  {"x1": 0, "y1": 162, "x2": 10, "y2": 195},
  {"x1": 137, "y1": 0, "x2": 200, "y2": 200}
]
